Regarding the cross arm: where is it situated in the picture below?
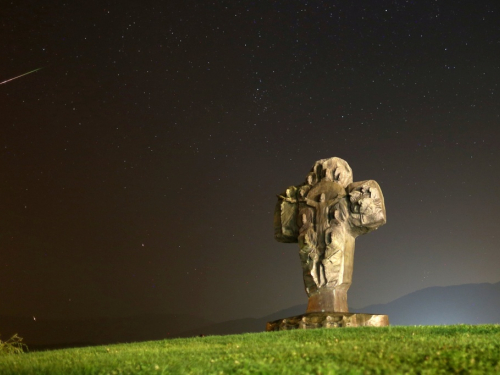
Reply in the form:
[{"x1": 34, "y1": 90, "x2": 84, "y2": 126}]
[{"x1": 346, "y1": 180, "x2": 386, "y2": 236}]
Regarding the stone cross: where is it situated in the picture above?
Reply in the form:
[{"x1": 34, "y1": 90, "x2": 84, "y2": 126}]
[{"x1": 273, "y1": 157, "x2": 387, "y2": 322}]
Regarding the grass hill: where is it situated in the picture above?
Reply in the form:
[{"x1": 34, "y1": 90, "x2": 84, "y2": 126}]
[{"x1": 0, "y1": 325, "x2": 499, "y2": 374}]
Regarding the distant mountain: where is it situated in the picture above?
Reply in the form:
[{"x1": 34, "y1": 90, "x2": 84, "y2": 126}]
[
  {"x1": 2, "y1": 282, "x2": 498, "y2": 349},
  {"x1": 176, "y1": 304, "x2": 309, "y2": 337},
  {"x1": 0, "y1": 314, "x2": 214, "y2": 350},
  {"x1": 178, "y1": 282, "x2": 500, "y2": 336},
  {"x1": 353, "y1": 282, "x2": 500, "y2": 326}
]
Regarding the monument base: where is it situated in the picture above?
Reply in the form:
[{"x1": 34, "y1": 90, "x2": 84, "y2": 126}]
[{"x1": 266, "y1": 312, "x2": 389, "y2": 331}]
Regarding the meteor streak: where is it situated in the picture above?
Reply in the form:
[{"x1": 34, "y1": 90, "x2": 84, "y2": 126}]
[{"x1": 0, "y1": 67, "x2": 43, "y2": 85}]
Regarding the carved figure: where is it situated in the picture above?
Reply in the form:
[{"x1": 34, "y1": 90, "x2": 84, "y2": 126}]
[
  {"x1": 274, "y1": 157, "x2": 386, "y2": 313},
  {"x1": 274, "y1": 186, "x2": 299, "y2": 242}
]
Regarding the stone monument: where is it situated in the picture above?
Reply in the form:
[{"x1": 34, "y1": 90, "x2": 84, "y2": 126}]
[{"x1": 267, "y1": 157, "x2": 389, "y2": 330}]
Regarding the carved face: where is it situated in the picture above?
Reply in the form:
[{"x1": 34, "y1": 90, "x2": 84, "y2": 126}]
[
  {"x1": 324, "y1": 169, "x2": 334, "y2": 182},
  {"x1": 324, "y1": 166, "x2": 347, "y2": 185},
  {"x1": 320, "y1": 193, "x2": 326, "y2": 202},
  {"x1": 333, "y1": 166, "x2": 349, "y2": 185},
  {"x1": 310, "y1": 157, "x2": 353, "y2": 188}
]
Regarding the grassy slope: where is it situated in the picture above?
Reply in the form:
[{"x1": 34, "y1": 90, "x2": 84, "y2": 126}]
[{"x1": 0, "y1": 325, "x2": 499, "y2": 374}]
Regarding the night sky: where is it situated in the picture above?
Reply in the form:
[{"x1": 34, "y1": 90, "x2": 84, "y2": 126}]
[{"x1": 2, "y1": 1, "x2": 500, "y2": 324}]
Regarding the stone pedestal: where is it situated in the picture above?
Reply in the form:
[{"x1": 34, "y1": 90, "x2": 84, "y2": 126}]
[
  {"x1": 306, "y1": 287, "x2": 349, "y2": 313},
  {"x1": 266, "y1": 312, "x2": 389, "y2": 331}
]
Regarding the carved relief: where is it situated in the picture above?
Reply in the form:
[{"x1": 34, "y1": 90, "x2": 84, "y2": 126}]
[
  {"x1": 274, "y1": 186, "x2": 299, "y2": 243},
  {"x1": 274, "y1": 157, "x2": 386, "y2": 314},
  {"x1": 312, "y1": 157, "x2": 353, "y2": 188},
  {"x1": 298, "y1": 209, "x2": 319, "y2": 293},
  {"x1": 323, "y1": 215, "x2": 346, "y2": 288},
  {"x1": 347, "y1": 180, "x2": 386, "y2": 236}
]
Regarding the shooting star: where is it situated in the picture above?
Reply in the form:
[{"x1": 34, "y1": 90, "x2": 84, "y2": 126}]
[{"x1": 0, "y1": 67, "x2": 43, "y2": 85}]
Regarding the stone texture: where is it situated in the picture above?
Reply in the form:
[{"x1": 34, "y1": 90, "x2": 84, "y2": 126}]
[
  {"x1": 270, "y1": 157, "x2": 388, "y2": 330},
  {"x1": 266, "y1": 312, "x2": 389, "y2": 331}
]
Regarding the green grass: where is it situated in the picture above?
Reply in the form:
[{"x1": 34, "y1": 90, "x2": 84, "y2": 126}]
[{"x1": 0, "y1": 325, "x2": 499, "y2": 374}]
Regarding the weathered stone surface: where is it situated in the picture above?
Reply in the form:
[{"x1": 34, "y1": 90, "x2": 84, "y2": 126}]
[
  {"x1": 270, "y1": 157, "x2": 388, "y2": 330},
  {"x1": 266, "y1": 312, "x2": 389, "y2": 331}
]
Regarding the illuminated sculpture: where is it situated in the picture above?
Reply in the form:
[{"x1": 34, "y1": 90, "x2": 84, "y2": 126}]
[{"x1": 267, "y1": 157, "x2": 389, "y2": 330}]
